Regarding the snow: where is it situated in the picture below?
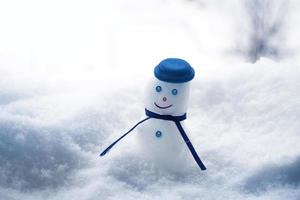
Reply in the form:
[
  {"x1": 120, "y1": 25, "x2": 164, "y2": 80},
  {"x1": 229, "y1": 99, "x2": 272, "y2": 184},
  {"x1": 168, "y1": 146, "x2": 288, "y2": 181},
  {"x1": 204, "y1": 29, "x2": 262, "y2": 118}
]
[{"x1": 0, "y1": 0, "x2": 300, "y2": 199}]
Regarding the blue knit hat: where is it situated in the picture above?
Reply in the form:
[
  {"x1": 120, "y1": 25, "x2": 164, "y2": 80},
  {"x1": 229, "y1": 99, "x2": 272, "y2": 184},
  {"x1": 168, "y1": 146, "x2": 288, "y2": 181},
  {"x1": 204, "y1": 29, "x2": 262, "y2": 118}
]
[{"x1": 154, "y1": 58, "x2": 195, "y2": 83}]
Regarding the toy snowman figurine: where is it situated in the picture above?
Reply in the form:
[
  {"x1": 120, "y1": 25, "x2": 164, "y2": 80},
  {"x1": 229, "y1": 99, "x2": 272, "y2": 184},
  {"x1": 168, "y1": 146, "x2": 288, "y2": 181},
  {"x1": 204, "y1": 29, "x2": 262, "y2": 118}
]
[{"x1": 100, "y1": 58, "x2": 206, "y2": 172}]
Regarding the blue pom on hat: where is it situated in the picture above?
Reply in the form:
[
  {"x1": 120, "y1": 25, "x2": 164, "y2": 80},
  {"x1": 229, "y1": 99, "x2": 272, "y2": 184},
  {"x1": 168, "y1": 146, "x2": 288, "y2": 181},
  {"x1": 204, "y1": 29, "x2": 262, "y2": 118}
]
[{"x1": 154, "y1": 58, "x2": 195, "y2": 83}]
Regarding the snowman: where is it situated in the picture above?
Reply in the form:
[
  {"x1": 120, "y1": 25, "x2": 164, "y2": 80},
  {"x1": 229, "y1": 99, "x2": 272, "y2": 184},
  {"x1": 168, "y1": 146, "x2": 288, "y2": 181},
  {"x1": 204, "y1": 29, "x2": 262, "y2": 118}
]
[{"x1": 100, "y1": 58, "x2": 206, "y2": 172}]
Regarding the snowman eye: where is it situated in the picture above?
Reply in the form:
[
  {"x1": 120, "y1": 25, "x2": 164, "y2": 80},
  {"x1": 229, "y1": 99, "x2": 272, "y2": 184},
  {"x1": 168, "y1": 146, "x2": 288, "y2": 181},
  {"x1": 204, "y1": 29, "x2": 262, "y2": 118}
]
[
  {"x1": 171, "y1": 89, "x2": 178, "y2": 95},
  {"x1": 156, "y1": 86, "x2": 162, "y2": 92}
]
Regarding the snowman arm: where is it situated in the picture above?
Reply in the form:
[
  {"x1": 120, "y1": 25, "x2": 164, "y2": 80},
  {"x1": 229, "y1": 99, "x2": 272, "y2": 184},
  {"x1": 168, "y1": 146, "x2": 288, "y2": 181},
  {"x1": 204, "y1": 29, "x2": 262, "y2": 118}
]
[
  {"x1": 175, "y1": 121, "x2": 207, "y2": 171},
  {"x1": 99, "y1": 117, "x2": 151, "y2": 156}
]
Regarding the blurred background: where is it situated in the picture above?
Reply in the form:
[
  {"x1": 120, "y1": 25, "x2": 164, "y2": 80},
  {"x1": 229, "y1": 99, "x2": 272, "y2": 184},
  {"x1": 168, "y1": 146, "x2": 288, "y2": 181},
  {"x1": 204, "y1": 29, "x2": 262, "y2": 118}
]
[{"x1": 0, "y1": 0, "x2": 300, "y2": 199}]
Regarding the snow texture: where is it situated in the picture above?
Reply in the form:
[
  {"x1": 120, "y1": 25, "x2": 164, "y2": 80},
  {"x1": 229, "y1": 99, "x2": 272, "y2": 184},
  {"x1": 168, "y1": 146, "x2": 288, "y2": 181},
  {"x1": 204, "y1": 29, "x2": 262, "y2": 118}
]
[{"x1": 0, "y1": 0, "x2": 300, "y2": 199}]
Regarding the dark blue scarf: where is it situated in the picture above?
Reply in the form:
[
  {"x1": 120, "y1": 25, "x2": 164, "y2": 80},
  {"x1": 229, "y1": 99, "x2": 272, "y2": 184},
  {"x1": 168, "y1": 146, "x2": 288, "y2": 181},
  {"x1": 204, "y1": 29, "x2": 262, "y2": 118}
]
[{"x1": 100, "y1": 109, "x2": 206, "y2": 171}]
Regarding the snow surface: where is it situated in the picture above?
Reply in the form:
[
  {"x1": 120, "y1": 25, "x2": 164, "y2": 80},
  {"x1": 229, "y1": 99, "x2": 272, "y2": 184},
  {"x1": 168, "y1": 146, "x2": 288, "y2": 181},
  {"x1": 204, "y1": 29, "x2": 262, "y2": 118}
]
[{"x1": 0, "y1": 0, "x2": 300, "y2": 199}]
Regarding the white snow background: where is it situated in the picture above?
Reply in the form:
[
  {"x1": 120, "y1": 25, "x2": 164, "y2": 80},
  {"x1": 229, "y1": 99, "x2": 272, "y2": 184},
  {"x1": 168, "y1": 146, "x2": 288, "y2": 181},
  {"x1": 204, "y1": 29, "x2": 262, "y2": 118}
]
[{"x1": 0, "y1": 0, "x2": 300, "y2": 199}]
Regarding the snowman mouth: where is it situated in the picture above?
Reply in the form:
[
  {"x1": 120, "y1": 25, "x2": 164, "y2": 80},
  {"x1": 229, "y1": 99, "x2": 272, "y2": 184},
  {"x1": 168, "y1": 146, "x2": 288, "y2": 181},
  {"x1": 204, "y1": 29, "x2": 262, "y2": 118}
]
[{"x1": 154, "y1": 102, "x2": 173, "y2": 109}]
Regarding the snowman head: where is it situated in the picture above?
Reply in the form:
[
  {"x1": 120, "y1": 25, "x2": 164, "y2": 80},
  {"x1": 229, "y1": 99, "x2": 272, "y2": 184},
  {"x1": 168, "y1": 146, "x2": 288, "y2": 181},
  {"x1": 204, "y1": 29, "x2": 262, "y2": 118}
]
[{"x1": 145, "y1": 58, "x2": 195, "y2": 116}]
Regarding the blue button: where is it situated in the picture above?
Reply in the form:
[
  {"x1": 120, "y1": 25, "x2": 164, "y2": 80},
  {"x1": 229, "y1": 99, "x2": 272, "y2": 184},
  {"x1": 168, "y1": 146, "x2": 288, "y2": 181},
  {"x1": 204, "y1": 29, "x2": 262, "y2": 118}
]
[{"x1": 155, "y1": 131, "x2": 162, "y2": 138}]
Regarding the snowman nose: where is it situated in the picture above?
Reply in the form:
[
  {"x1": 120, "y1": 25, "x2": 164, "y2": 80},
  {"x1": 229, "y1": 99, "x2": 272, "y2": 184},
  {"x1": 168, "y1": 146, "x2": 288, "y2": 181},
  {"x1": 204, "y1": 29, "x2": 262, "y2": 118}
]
[{"x1": 162, "y1": 97, "x2": 167, "y2": 102}]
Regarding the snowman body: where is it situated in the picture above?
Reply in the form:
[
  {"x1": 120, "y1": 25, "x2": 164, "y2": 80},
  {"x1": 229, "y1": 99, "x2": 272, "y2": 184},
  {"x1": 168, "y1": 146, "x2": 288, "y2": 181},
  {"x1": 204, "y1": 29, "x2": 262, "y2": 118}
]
[
  {"x1": 135, "y1": 117, "x2": 190, "y2": 172},
  {"x1": 134, "y1": 78, "x2": 192, "y2": 172}
]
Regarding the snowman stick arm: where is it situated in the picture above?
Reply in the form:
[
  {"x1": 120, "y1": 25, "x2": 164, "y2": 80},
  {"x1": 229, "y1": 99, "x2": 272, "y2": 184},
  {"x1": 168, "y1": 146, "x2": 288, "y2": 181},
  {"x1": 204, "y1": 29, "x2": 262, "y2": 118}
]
[
  {"x1": 100, "y1": 117, "x2": 151, "y2": 156},
  {"x1": 175, "y1": 121, "x2": 207, "y2": 171}
]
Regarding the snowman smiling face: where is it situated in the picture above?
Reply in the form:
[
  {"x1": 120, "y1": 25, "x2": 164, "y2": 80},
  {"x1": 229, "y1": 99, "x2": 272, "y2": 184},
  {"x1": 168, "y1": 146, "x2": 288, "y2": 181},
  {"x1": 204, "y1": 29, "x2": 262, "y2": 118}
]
[{"x1": 145, "y1": 78, "x2": 191, "y2": 116}]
